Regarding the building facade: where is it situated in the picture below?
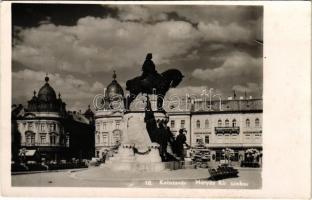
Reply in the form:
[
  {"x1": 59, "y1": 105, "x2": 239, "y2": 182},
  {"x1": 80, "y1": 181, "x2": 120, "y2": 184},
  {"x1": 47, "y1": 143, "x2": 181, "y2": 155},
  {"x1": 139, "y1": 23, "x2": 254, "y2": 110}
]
[
  {"x1": 13, "y1": 75, "x2": 95, "y2": 162},
  {"x1": 168, "y1": 98, "x2": 262, "y2": 165},
  {"x1": 94, "y1": 72, "x2": 262, "y2": 166}
]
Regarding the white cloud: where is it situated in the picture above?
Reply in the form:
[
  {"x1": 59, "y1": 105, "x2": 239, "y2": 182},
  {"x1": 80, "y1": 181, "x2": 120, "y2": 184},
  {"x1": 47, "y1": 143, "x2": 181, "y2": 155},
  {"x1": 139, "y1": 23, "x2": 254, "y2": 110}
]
[
  {"x1": 192, "y1": 51, "x2": 262, "y2": 81},
  {"x1": 13, "y1": 17, "x2": 200, "y2": 74},
  {"x1": 12, "y1": 69, "x2": 104, "y2": 111},
  {"x1": 13, "y1": 5, "x2": 261, "y2": 75},
  {"x1": 232, "y1": 82, "x2": 261, "y2": 93},
  {"x1": 198, "y1": 21, "x2": 253, "y2": 43}
]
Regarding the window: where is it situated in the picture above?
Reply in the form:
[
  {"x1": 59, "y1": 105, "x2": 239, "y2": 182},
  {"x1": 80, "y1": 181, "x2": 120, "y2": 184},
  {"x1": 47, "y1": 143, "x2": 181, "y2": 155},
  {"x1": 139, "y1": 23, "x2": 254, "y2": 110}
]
[
  {"x1": 246, "y1": 119, "x2": 250, "y2": 128},
  {"x1": 225, "y1": 119, "x2": 229, "y2": 127},
  {"x1": 255, "y1": 118, "x2": 260, "y2": 127},
  {"x1": 196, "y1": 120, "x2": 200, "y2": 129},
  {"x1": 96, "y1": 132, "x2": 100, "y2": 144},
  {"x1": 170, "y1": 120, "x2": 175, "y2": 128},
  {"x1": 218, "y1": 119, "x2": 222, "y2": 127},
  {"x1": 40, "y1": 134, "x2": 46, "y2": 144},
  {"x1": 41, "y1": 124, "x2": 45, "y2": 131},
  {"x1": 50, "y1": 135, "x2": 56, "y2": 145},
  {"x1": 96, "y1": 151, "x2": 100, "y2": 158},
  {"x1": 66, "y1": 135, "x2": 70, "y2": 147},
  {"x1": 180, "y1": 120, "x2": 185, "y2": 129},
  {"x1": 28, "y1": 122, "x2": 33, "y2": 130},
  {"x1": 232, "y1": 119, "x2": 237, "y2": 127},
  {"x1": 205, "y1": 119, "x2": 209, "y2": 128},
  {"x1": 196, "y1": 137, "x2": 203, "y2": 144},
  {"x1": 103, "y1": 122, "x2": 107, "y2": 130},
  {"x1": 205, "y1": 135, "x2": 209, "y2": 144},
  {"x1": 112, "y1": 130, "x2": 121, "y2": 145},
  {"x1": 116, "y1": 120, "x2": 121, "y2": 129},
  {"x1": 51, "y1": 123, "x2": 56, "y2": 131},
  {"x1": 102, "y1": 132, "x2": 108, "y2": 144},
  {"x1": 26, "y1": 133, "x2": 35, "y2": 145},
  {"x1": 96, "y1": 123, "x2": 100, "y2": 131}
]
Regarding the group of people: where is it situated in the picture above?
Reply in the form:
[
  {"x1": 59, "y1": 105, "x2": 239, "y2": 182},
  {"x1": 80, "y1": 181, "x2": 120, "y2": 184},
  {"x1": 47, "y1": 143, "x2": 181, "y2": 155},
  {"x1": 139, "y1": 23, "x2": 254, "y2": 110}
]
[{"x1": 144, "y1": 95, "x2": 189, "y2": 161}]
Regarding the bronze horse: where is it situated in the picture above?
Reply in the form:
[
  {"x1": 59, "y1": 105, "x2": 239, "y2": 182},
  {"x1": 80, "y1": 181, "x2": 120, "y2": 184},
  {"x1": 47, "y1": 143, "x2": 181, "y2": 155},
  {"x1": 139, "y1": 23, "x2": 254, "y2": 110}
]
[{"x1": 125, "y1": 69, "x2": 184, "y2": 110}]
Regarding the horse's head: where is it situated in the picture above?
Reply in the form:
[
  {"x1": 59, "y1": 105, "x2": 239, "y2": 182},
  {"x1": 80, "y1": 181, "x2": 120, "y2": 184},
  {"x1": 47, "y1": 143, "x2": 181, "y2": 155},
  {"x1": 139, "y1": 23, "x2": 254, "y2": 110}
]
[{"x1": 161, "y1": 69, "x2": 184, "y2": 88}]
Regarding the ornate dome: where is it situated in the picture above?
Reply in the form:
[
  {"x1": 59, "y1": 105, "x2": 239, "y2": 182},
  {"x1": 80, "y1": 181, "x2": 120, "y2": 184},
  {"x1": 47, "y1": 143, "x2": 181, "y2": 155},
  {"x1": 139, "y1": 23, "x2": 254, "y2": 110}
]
[
  {"x1": 37, "y1": 76, "x2": 57, "y2": 102},
  {"x1": 27, "y1": 74, "x2": 66, "y2": 113},
  {"x1": 105, "y1": 71, "x2": 124, "y2": 99}
]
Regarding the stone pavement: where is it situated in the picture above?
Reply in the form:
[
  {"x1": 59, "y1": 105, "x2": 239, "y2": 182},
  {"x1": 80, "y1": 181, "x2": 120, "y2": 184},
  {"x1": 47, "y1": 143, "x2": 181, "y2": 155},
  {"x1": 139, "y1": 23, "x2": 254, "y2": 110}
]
[
  {"x1": 12, "y1": 167, "x2": 261, "y2": 189},
  {"x1": 71, "y1": 166, "x2": 209, "y2": 181}
]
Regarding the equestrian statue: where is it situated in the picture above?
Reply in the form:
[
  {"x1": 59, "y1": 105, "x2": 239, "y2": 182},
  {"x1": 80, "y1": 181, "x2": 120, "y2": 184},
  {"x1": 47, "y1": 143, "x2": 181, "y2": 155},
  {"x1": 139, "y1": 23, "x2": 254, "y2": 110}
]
[{"x1": 125, "y1": 53, "x2": 184, "y2": 110}]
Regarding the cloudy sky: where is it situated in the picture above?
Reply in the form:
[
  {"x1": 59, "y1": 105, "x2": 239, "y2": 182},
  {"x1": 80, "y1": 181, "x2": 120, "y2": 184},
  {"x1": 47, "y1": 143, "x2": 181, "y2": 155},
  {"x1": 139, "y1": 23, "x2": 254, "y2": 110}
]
[{"x1": 12, "y1": 3, "x2": 263, "y2": 111}]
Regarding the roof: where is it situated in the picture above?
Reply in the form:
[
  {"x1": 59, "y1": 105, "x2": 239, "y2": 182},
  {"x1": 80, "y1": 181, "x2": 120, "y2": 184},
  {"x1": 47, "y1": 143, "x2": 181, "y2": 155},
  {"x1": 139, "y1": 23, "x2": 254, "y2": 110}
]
[
  {"x1": 37, "y1": 76, "x2": 57, "y2": 102},
  {"x1": 166, "y1": 98, "x2": 262, "y2": 113},
  {"x1": 105, "y1": 71, "x2": 124, "y2": 99}
]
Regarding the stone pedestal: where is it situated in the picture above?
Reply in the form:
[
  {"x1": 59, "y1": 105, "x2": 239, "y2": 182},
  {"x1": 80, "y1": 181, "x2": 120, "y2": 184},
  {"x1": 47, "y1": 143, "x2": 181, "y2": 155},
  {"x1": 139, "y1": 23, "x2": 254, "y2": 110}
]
[{"x1": 104, "y1": 111, "x2": 167, "y2": 172}]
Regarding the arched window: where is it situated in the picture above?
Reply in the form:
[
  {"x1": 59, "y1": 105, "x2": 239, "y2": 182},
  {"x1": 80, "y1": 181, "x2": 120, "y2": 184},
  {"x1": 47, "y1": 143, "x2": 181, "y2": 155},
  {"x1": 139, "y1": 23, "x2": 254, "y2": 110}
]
[
  {"x1": 218, "y1": 119, "x2": 222, "y2": 127},
  {"x1": 246, "y1": 119, "x2": 250, "y2": 127},
  {"x1": 232, "y1": 119, "x2": 237, "y2": 127},
  {"x1": 205, "y1": 119, "x2": 209, "y2": 128},
  {"x1": 225, "y1": 119, "x2": 229, "y2": 127},
  {"x1": 255, "y1": 118, "x2": 260, "y2": 127},
  {"x1": 25, "y1": 132, "x2": 35, "y2": 145},
  {"x1": 196, "y1": 120, "x2": 200, "y2": 129}
]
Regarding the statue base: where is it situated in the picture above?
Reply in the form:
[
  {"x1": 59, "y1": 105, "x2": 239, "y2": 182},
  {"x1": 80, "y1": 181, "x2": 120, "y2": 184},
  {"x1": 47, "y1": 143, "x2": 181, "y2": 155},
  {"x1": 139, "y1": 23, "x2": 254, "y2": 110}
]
[
  {"x1": 104, "y1": 143, "x2": 165, "y2": 172},
  {"x1": 103, "y1": 111, "x2": 167, "y2": 172}
]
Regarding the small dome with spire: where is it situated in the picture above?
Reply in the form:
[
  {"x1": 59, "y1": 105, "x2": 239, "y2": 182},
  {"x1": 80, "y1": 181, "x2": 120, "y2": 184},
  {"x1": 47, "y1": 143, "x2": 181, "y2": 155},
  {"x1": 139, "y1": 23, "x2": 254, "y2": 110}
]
[
  {"x1": 37, "y1": 74, "x2": 57, "y2": 102},
  {"x1": 27, "y1": 74, "x2": 66, "y2": 113},
  {"x1": 105, "y1": 71, "x2": 124, "y2": 99}
]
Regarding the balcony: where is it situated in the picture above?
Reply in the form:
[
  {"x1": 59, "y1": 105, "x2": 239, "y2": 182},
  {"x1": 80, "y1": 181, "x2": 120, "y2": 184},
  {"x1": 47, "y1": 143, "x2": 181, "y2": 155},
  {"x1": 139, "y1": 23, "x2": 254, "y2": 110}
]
[{"x1": 215, "y1": 127, "x2": 240, "y2": 134}]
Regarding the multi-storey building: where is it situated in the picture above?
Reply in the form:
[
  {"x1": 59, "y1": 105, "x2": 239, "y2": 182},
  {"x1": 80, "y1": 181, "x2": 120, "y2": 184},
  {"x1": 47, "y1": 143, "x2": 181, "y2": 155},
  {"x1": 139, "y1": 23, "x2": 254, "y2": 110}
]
[
  {"x1": 12, "y1": 75, "x2": 95, "y2": 162},
  {"x1": 94, "y1": 72, "x2": 262, "y2": 166},
  {"x1": 168, "y1": 98, "x2": 262, "y2": 165},
  {"x1": 94, "y1": 72, "x2": 124, "y2": 158}
]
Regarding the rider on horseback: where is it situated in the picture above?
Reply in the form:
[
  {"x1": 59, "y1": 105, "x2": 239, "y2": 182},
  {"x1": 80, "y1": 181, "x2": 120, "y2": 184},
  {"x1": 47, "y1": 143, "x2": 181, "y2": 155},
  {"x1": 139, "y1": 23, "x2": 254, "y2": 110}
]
[
  {"x1": 141, "y1": 53, "x2": 157, "y2": 80},
  {"x1": 141, "y1": 53, "x2": 158, "y2": 80},
  {"x1": 125, "y1": 53, "x2": 183, "y2": 110}
]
